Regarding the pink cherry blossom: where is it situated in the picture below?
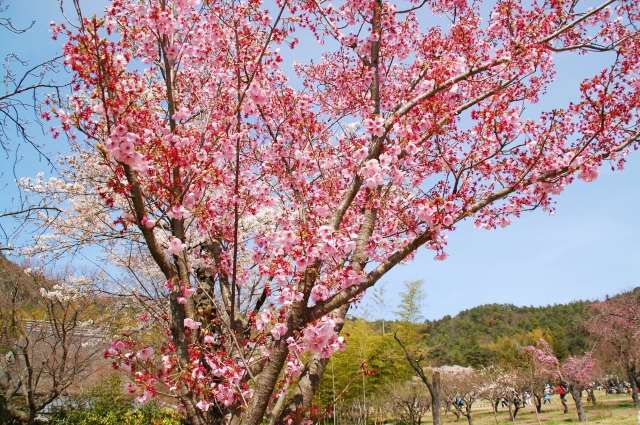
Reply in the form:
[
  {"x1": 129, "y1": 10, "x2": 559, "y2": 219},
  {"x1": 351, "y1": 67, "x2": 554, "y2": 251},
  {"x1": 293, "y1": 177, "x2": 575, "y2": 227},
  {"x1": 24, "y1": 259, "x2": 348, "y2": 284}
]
[
  {"x1": 270, "y1": 323, "x2": 288, "y2": 340},
  {"x1": 111, "y1": 340, "x2": 127, "y2": 350},
  {"x1": 136, "y1": 390, "x2": 153, "y2": 404},
  {"x1": 364, "y1": 116, "x2": 385, "y2": 137},
  {"x1": 184, "y1": 318, "x2": 201, "y2": 330},
  {"x1": 113, "y1": 125, "x2": 127, "y2": 138},
  {"x1": 286, "y1": 359, "x2": 302, "y2": 377},
  {"x1": 196, "y1": 149, "x2": 207, "y2": 161},
  {"x1": 137, "y1": 347, "x2": 154, "y2": 360},
  {"x1": 167, "y1": 205, "x2": 190, "y2": 220},
  {"x1": 196, "y1": 399, "x2": 212, "y2": 411},
  {"x1": 172, "y1": 107, "x2": 191, "y2": 121},
  {"x1": 181, "y1": 286, "x2": 196, "y2": 297},
  {"x1": 167, "y1": 238, "x2": 186, "y2": 256},
  {"x1": 141, "y1": 216, "x2": 156, "y2": 228}
]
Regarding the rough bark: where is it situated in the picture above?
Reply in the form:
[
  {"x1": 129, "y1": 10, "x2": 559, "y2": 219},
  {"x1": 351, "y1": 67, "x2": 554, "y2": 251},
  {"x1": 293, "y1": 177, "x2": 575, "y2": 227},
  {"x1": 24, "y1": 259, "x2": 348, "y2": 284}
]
[
  {"x1": 465, "y1": 412, "x2": 473, "y2": 425},
  {"x1": 628, "y1": 366, "x2": 640, "y2": 407},
  {"x1": 243, "y1": 340, "x2": 290, "y2": 425},
  {"x1": 533, "y1": 393, "x2": 542, "y2": 413},
  {"x1": 277, "y1": 303, "x2": 350, "y2": 424},
  {"x1": 570, "y1": 386, "x2": 587, "y2": 422},
  {"x1": 586, "y1": 388, "x2": 597, "y2": 406},
  {"x1": 492, "y1": 399, "x2": 499, "y2": 424},
  {"x1": 448, "y1": 404, "x2": 461, "y2": 421},
  {"x1": 513, "y1": 403, "x2": 520, "y2": 420},
  {"x1": 560, "y1": 392, "x2": 569, "y2": 414}
]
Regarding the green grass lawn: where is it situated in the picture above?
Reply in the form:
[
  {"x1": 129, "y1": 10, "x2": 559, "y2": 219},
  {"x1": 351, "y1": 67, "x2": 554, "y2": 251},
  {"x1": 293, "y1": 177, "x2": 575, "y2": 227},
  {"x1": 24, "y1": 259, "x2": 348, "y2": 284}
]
[{"x1": 435, "y1": 392, "x2": 638, "y2": 425}]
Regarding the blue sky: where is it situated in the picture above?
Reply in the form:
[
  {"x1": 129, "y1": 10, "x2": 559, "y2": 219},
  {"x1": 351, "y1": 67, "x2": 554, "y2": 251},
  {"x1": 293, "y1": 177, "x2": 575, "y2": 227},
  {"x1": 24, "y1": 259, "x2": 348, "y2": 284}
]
[{"x1": 1, "y1": 0, "x2": 638, "y2": 321}]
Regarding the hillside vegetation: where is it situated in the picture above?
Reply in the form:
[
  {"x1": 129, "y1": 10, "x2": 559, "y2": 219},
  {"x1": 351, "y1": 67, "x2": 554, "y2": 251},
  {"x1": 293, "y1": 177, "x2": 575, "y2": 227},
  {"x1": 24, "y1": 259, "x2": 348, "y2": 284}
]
[
  {"x1": 314, "y1": 299, "x2": 596, "y2": 410},
  {"x1": 419, "y1": 301, "x2": 592, "y2": 366}
]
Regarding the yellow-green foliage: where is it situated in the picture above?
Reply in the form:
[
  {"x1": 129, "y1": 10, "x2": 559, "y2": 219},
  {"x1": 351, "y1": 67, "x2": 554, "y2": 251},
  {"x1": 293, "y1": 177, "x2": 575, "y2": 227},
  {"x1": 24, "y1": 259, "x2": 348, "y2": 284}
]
[
  {"x1": 47, "y1": 376, "x2": 184, "y2": 425},
  {"x1": 314, "y1": 319, "x2": 421, "y2": 409}
]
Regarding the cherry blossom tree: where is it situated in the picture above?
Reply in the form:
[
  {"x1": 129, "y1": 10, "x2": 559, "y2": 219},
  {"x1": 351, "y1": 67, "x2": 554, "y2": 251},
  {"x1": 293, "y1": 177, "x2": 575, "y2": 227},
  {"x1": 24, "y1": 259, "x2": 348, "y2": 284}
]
[
  {"x1": 518, "y1": 337, "x2": 556, "y2": 414},
  {"x1": 525, "y1": 339, "x2": 597, "y2": 422},
  {"x1": 477, "y1": 365, "x2": 526, "y2": 421},
  {"x1": 587, "y1": 289, "x2": 640, "y2": 407},
  {"x1": 439, "y1": 366, "x2": 480, "y2": 425},
  {"x1": 476, "y1": 365, "x2": 511, "y2": 423},
  {"x1": 17, "y1": 0, "x2": 640, "y2": 423}
]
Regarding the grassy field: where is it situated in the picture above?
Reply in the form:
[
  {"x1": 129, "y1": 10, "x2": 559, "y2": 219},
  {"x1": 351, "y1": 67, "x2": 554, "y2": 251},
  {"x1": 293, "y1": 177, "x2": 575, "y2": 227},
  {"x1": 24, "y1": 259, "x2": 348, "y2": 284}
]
[{"x1": 435, "y1": 392, "x2": 638, "y2": 425}]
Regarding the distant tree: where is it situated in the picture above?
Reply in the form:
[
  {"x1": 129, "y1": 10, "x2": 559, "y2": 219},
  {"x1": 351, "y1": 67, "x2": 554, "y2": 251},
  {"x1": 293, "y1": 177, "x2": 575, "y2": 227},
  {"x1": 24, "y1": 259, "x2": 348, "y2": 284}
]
[
  {"x1": 395, "y1": 332, "x2": 443, "y2": 425},
  {"x1": 498, "y1": 371, "x2": 527, "y2": 421},
  {"x1": 520, "y1": 342, "x2": 555, "y2": 414},
  {"x1": 439, "y1": 366, "x2": 481, "y2": 425},
  {"x1": 525, "y1": 339, "x2": 597, "y2": 422},
  {"x1": 0, "y1": 262, "x2": 109, "y2": 425},
  {"x1": 586, "y1": 289, "x2": 640, "y2": 407},
  {"x1": 477, "y1": 365, "x2": 512, "y2": 422},
  {"x1": 394, "y1": 280, "x2": 427, "y2": 324},
  {"x1": 387, "y1": 379, "x2": 430, "y2": 425}
]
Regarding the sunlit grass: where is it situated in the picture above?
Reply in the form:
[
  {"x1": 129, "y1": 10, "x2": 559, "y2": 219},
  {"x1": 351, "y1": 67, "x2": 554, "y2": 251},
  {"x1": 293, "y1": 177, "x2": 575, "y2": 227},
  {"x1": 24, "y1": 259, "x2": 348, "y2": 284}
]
[{"x1": 434, "y1": 391, "x2": 638, "y2": 425}]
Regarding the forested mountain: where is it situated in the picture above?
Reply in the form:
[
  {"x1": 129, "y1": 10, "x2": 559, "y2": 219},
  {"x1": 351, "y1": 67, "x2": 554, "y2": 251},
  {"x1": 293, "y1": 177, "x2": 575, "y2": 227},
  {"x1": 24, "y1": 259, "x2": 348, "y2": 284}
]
[{"x1": 418, "y1": 301, "x2": 592, "y2": 366}]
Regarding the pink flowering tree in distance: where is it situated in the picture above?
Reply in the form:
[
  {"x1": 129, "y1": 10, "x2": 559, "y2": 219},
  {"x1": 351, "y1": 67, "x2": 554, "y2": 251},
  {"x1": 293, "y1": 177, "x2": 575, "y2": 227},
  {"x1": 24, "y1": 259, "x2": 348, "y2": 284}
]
[
  {"x1": 587, "y1": 289, "x2": 640, "y2": 407},
  {"x1": 21, "y1": 0, "x2": 640, "y2": 422},
  {"x1": 525, "y1": 339, "x2": 597, "y2": 422}
]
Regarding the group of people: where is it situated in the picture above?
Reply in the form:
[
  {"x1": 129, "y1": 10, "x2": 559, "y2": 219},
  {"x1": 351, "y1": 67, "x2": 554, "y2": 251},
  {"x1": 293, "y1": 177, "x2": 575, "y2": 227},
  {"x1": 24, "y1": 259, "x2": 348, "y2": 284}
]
[
  {"x1": 602, "y1": 381, "x2": 632, "y2": 395},
  {"x1": 542, "y1": 383, "x2": 569, "y2": 404},
  {"x1": 499, "y1": 391, "x2": 532, "y2": 408},
  {"x1": 498, "y1": 383, "x2": 568, "y2": 407}
]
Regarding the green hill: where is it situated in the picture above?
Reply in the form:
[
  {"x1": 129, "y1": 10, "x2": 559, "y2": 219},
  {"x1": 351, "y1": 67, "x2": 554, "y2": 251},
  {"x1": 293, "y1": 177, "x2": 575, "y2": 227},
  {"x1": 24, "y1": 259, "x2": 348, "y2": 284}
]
[{"x1": 417, "y1": 301, "x2": 592, "y2": 367}]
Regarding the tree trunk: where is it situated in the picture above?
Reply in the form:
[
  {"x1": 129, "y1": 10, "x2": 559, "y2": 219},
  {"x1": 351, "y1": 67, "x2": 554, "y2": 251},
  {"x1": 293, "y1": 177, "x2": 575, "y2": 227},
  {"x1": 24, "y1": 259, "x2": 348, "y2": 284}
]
[
  {"x1": 570, "y1": 386, "x2": 587, "y2": 422},
  {"x1": 560, "y1": 393, "x2": 568, "y2": 414},
  {"x1": 278, "y1": 304, "x2": 350, "y2": 424},
  {"x1": 27, "y1": 409, "x2": 37, "y2": 425},
  {"x1": 533, "y1": 393, "x2": 542, "y2": 413},
  {"x1": 431, "y1": 372, "x2": 442, "y2": 425},
  {"x1": 512, "y1": 403, "x2": 520, "y2": 420},
  {"x1": 450, "y1": 404, "x2": 461, "y2": 421},
  {"x1": 628, "y1": 366, "x2": 640, "y2": 407},
  {"x1": 244, "y1": 340, "x2": 290, "y2": 425},
  {"x1": 463, "y1": 412, "x2": 473, "y2": 425},
  {"x1": 492, "y1": 399, "x2": 499, "y2": 424}
]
